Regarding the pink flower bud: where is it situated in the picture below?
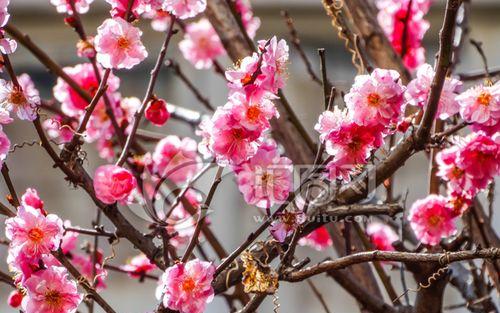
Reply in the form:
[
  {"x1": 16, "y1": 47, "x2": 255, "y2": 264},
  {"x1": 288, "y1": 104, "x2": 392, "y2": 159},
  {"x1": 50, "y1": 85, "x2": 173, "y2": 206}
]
[
  {"x1": 93, "y1": 165, "x2": 137, "y2": 204},
  {"x1": 8, "y1": 290, "x2": 23, "y2": 308},
  {"x1": 145, "y1": 98, "x2": 170, "y2": 126}
]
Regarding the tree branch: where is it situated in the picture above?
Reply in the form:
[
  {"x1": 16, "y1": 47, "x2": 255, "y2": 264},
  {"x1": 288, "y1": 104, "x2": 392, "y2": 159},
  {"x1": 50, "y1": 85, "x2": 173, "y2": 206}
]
[
  {"x1": 116, "y1": 17, "x2": 177, "y2": 166},
  {"x1": 283, "y1": 248, "x2": 500, "y2": 282}
]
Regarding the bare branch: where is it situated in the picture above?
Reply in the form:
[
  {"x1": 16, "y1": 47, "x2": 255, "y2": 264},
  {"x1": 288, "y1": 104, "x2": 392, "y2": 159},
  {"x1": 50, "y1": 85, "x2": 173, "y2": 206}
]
[{"x1": 283, "y1": 248, "x2": 500, "y2": 282}]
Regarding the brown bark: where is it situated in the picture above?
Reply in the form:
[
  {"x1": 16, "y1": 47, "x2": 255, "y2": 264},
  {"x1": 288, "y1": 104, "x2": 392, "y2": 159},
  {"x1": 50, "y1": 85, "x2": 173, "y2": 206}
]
[{"x1": 323, "y1": 0, "x2": 412, "y2": 83}]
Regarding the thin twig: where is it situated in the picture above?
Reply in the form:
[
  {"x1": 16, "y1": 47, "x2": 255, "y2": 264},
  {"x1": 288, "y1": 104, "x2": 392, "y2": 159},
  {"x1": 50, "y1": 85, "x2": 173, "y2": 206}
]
[
  {"x1": 282, "y1": 10, "x2": 323, "y2": 86},
  {"x1": 1, "y1": 164, "x2": 20, "y2": 207},
  {"x1": 469, "y1": 39, "x2": 491, "y2": 82},
  {"x1": 307, "y1": 279, "x2": 332, "y2": 313},
  {"x1": 116, "y1": 18, "x2": 177, "y2": 166},
  {"x1": 103, "y1": 264, "x2": 159, "y2": 280},
  {"x1": 65, "y1": 226, "x2": 118, "y2": 238},
  {"x1": 283, "y1": 248, "x2": 500, "y2": 282},
  {"x1": 165, "y1": 59, "x2": 215, "y2": 111},
  {"x1": 181, "y1": 166, "x2": 224, "y2": 262}
]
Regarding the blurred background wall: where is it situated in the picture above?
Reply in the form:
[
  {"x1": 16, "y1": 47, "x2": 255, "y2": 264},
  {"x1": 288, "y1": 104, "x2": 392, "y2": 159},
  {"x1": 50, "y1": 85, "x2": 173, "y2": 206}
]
[{"x1": 0, "y1": 0, "x2": 498, "y2": 312}]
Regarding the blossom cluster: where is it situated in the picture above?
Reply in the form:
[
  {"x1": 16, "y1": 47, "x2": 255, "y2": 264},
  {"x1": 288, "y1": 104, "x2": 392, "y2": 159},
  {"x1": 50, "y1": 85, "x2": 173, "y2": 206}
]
[
  {"x1": 179, "y1": 0, "x2": 260, "y2": 69},
  {"x1": 4, "y1": 189, "x2": 85, "y2": 312},
  {"x1": 198, "y1": 37, "x2": 287, "y2": 164},
  {"x1": 406, "y1": 80, "x2": 499, "y2": 246},
  {"x1": 316, "y1": 69, "x2": 406, "y2": 182},
  {"x1": 194, "y1": 38, "x2": 293, "y2": 210},
  {"x1": 0, "y1": 0, "x2": 16, "y2": 56},
  {"x1": 315, "y1": 65, "x2": 499, "y2": 247},
  {"x1": 376, "y1": 0, "x2": 431, "y2": 70}
]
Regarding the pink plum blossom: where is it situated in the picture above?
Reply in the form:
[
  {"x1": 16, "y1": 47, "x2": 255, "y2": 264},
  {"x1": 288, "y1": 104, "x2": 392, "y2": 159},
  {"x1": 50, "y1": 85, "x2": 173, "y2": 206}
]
[
  {"x1": 42, "y1": 115, "x2": 77, "y2": 144},
  {"x1": 93, "y1": 165, "x2": 137, "y2": 204},
  {"x1": 234, "y1": 140, "x2": 293, "y2": 208},
  {"x1": 456, "y1": 131, "x2": 499, "y2": 189},
  {"x1": 105, "y1": 0, "x2": 142, "y2": 19},
  {"x1": 162, "y1": 0, "x2": 206, "y2": 19},
  {"x1": 270, "y1": 206, "x2": 306, "y2": 242},
  {"x1": 84, "y1": 92, "x2": 124, "y2": 143},
  {"x1": 6, "y1": 246, "x2": 61, "y2": 285},
  {"x1": 22, "y1": 266, "x2": 83, "y2": 313},
  {"x1": 94, "y1": 17, "x2": 148, "y2": 69},
  {"x1": 324, "y1": 121, "x2": 384, "y2": 166},
  {"x1": 227, "y1": 89, "x2": 278, "y2": 131},
  {"x1": 226, "y1": 52, "x2": 260, "y2": 90},
  {"x1": 50, "y1": 0, "x2": 94, "y2": 14},
  {"x1": 157, "y1": 259, "x2": 215, "y2": 313},
  {"x1": 145, "y1": 98, "x2": 170, "y2": 126},
  {"x1": 144, "y1": 9, "x2": 173, "y2": 32},
  {"x1": 76, "y1": 37, "x2": 96, "y2": 58},
  {"x1": 376, "y1": 0, "x2": 431, "y2": 70},
  {"x1": 226, "y1": 37, "x2": 289, "y2": 94},
  {"x1": 179, "y1": 18, "x2": 225, "y2": 70},
  {"x1": 234, "y1": 0, "x2": 261, "y2": 39},
  {"x1": 436, "y1": 145, "x2": 474, "y2": 195},
  {"x1": 71, "y1": 253, "x2": 107, "y2": 290},
  {"x1": 121, "y1": 254, "x2": 156, "y2": 278},
  {"x1": 152, "y1": 135, "x2": 201, "y2": 183},
  {"x1": 366, "y1": 222, "x2": 398, "y2": 251},
  {"x1": 0, "y1": 107, "x2": 13, "y2": 124},
  {"x1": 54, "y1": 63, "x2": 120, "y2": 116},
  {"x1": 21, "y1": 188, "x2": 45, "y2": 215},
  {"x1": 258, "y1": 37, "x2": 289, "y2": 93},
  {"x1": 0, "y1": 0, "x2": 10, "y2": 27},
  {"x1": 325, "y1": 157, "x2": 355, "y2": 182},
  {"x1": 0, "y1": 74, "x2": 40, "y2": 121},
  {"x1": 408, "y1": 194, "x2": 457, "y2": 246},
  {"x1": 5, "y1": 206, "x2": 64, "y2": 258},
  {"x1": 345, "y1": 68, "x2": 406, "y2": 127},
  {"x1": 456, "y1": 82, "x2": 500, "y2": 134},
  {"x1": 446, "y1": 190, "x2": 473, "y2": 217},
  {"x1": 315, "y1": 107, "x2": 348, "y2": 143},
  {"x1": 406, "y1": 63, "x2": 463, "y2": 119},
  {"x1": 438, "y1": 132, "x2": 499, "y2": 197},
  {"x1": 210, "y1": 108, "x2": 262, "y2": 165},
  {"x1": 298, "y1": 226, "x2": 333, "y2": 251},
  {"x1": 0, "y1": 33, "x2": 17, "y2": 55}
]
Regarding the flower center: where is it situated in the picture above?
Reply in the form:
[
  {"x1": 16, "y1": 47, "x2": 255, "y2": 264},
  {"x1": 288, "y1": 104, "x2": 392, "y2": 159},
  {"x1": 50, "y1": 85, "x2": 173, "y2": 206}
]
[
  {"x1": 348, "y1": 138, "x2": 362, "y2": 152},
  {"x1": 181, "y1": 277, "x2": 196, "y2": 292},
  {"x1": 450, "y1": 198, "x2": 465, "y2": 216},
  {"x1": 241, "y1": 73, "x2": 253, "y2": 85},
  {"x1": 367, "y1": 93, "x2": 381, "y2": 107},
  {"x1": 428, "y1": 215, "x2": 442, "y2": 227},
  {"x1": 477, "y1": 91, "x2": 491, "y2": 106},
  {"x1": 281, "y1": 211, "x2": 297, "y2": 227},
  {"x1": 451, "y1": 166, "x2": 464, "y2": 179},
  {"x1": 9, "y1": 88, "x2": 27, "y2": 106},
  {"x1": 44, "y1": 290, "x2": 62, "y2": 308},
  {"x1": 117, "y1": 36, "x2": 130, "y2": 50},
  {"x1": 232, "y1": 128, "x2": 244, "y2": 140},
  {"x1": 246, "y1": 105, "x2": 261, "y2": 122},
  {"x1": 198, "y1": 36, "x2": 209, "y2": 48},
  {"x1": 261, "y1": 172, "x2": 272, "y2": 184},
  {"x1": 28, "y1": 227, "x2": 44, "y2": 243}
]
